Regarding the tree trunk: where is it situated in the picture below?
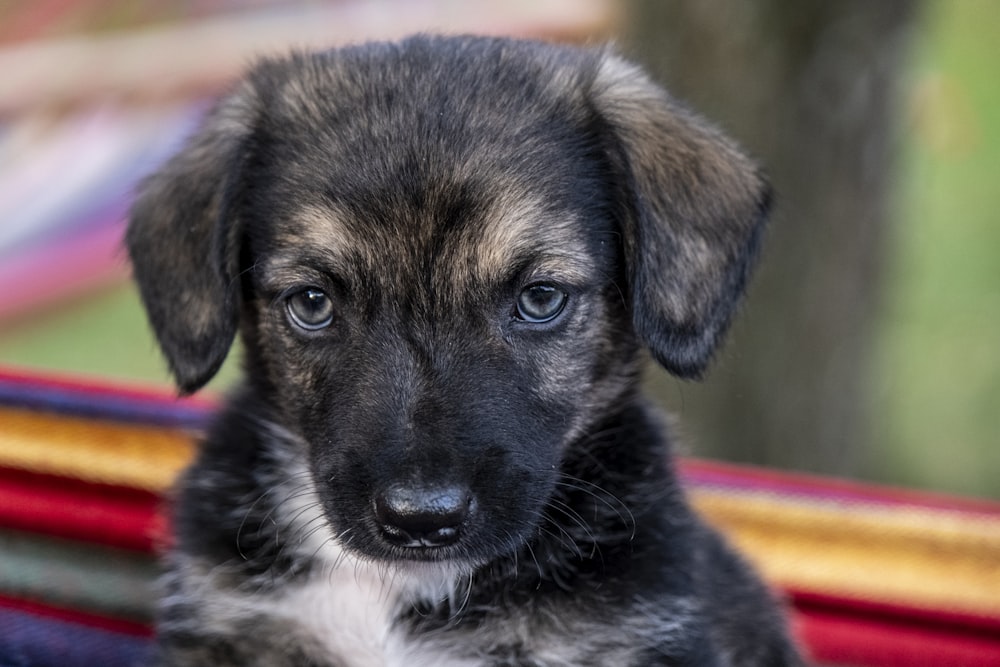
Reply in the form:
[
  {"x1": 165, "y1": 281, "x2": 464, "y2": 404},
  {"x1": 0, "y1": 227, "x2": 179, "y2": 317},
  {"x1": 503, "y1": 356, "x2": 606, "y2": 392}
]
[{"x1": 625, "y1": 0, "x2": 916, "y2": 477}]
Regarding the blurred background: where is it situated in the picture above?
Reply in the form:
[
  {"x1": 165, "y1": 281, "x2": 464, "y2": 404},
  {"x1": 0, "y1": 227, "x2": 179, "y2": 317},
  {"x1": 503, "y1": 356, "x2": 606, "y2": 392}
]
[{"x1": 0, "y1": 0, "x2": 996, "y2": 499}]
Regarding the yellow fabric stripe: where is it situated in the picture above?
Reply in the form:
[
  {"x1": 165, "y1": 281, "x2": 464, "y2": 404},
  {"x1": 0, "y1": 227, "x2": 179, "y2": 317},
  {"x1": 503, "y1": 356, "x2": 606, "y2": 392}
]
[
  {"x1": 0, "y1": 407, "x2": 194, "y2": 491},
  {"x1": 691, "y1": 490, "x2": 1000, "y2": 618}
]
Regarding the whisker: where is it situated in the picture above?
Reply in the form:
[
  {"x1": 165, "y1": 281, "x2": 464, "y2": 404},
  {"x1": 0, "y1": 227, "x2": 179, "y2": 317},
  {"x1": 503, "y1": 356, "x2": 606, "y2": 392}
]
[
  {"x1": 554, "y1": 471, "x2": 636, "y2": 531},
  {"x1": 522, "y1": 539, "x2": 544, "y2": 589},
  {"x1": 544, "y1": 498, "x2": 599, "y2": 549},
  {"x1": 535, "y1": 523, "x2": 584, "y2": 560}
]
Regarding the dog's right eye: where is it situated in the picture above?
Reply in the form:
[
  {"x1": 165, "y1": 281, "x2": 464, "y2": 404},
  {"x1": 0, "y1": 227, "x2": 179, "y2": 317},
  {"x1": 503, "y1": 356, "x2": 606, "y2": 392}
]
[
  {"x1": 286, "y1": 288, "x2": 334, "y2": 331},
  {"x1": 515, "y1": 284, "x2": 568, "y2": 324}
]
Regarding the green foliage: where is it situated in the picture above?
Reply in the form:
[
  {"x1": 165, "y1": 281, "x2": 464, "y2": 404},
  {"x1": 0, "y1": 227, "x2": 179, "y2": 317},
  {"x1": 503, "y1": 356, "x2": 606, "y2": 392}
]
[
  {"x1": 0, "y1": 285, "x2": 238, "y2": 391},
  {"x1": 874, "y1": 0, "x2": 1000, "y2": 497}
]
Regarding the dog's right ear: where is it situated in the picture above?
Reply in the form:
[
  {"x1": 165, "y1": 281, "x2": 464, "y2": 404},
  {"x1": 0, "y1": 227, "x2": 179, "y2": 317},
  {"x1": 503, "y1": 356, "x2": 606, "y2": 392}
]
[{"x1": 126, "y1": 84, "x2": 257, "y2": 395}]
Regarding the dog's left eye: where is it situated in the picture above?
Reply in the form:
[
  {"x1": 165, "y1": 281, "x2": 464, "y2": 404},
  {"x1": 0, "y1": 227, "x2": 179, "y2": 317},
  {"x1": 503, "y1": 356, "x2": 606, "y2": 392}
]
[
  {"x1": 515, "y1": 284, "x2": 568, "y2": 323},
  {"x1": 286, "y1": 288, "x2": 334, "y2": 330}
]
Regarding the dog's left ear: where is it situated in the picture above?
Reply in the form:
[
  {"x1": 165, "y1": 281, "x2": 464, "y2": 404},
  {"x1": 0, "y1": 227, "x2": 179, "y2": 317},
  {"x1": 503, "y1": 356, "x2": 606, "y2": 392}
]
[
  {"x1": 126, "y1": 83, "x2": 257, "y2": 394},
  {"x1": 590, "y1": 55, "x2": 772, "y2": 379}
]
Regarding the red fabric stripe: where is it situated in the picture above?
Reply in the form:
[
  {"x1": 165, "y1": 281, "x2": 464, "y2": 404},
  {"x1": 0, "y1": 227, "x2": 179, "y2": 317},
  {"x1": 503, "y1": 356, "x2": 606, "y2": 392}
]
[
  {"x1": 0, "y1": 593, "x2": 153, "y2": 638},
  {"x1": 794, "y1": 604, "x2": 1000, "y2": 667},
  {"x1": 791, "y1": 589, "x2": 1000, "y2": 637},
  {"x1": 0, "y1": 467, "x2": 164, "y2": 552},
  {"x1": 790, "y1": 588, "x2": 1000, "y2": 640},
  {"x1": 680, "y1": 458, "x2": 1000, "y2": 516}
]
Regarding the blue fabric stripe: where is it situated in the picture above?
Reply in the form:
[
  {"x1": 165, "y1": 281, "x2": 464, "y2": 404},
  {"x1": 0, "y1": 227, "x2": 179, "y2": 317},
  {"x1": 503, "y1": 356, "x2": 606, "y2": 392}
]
[
  {"x1": 0, "y1": 377, "x2": 213, "y2": 429},
  {"x1": 0, "y1": 606, "x2": 153, "y2": 667}
]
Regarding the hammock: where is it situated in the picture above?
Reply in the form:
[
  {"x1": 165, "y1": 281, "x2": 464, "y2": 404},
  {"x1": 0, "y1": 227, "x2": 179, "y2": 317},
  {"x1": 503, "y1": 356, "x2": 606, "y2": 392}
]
[{"x1": 0, "y1": 367, "x2": 997, "y2": 667}]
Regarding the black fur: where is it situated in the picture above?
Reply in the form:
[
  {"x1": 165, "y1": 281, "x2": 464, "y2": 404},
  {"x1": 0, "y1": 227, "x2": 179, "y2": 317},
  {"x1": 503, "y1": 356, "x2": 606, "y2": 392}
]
[{"x1": 128, "y1": 35, "x2": 802, "y2": 666}]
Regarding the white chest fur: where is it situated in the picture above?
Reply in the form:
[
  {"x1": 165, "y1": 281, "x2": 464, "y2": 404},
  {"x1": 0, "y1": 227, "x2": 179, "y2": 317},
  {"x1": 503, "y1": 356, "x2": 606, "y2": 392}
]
[{"x1": 270, "y1": 548, "x2": 479, "y2": 667}]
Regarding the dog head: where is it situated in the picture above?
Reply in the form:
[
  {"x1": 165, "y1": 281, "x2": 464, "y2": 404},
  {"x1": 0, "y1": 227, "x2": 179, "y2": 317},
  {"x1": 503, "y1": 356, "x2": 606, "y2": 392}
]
[{"x1": 127, "y1": 36, "x2": 769, "y2": 567}]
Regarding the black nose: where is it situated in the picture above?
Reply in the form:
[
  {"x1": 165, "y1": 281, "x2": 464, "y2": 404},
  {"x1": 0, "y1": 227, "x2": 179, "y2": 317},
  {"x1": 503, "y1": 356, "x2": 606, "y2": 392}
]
[{"x1": 373, "y1": 485, "x2": 473, "y2": 548}]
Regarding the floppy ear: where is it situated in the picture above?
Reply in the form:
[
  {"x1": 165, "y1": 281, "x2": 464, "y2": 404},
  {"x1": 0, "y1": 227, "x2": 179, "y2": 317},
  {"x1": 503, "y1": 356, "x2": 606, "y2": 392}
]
[
  {"x1": 126, "y1": 85, "x2": 257, "y2": 394},
  {"x1": 590, "y1": 54, "x2": 771, "y2": 379}
]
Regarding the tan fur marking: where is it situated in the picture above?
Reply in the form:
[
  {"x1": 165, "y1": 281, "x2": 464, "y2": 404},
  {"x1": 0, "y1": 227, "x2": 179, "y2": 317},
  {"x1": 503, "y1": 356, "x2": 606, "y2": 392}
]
[
  {"x1": 258, "y1": 205, "x2": 370, "y2": 292},
  {"x1": 457, "y1": 190, "x2": 595, "y2": 290}
]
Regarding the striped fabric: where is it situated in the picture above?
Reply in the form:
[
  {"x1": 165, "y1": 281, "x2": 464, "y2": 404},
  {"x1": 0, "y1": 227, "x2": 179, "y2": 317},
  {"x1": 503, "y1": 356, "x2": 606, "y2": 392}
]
[
  {"x1": 0, "y1": 103, "x2": 206, "y2": 321},
  {"x1": 0, "y1": 366, "x2": 998, "y2": 666},
  {"x1": 681, "y1": 461, "x2": 1000, "y2": 666}
]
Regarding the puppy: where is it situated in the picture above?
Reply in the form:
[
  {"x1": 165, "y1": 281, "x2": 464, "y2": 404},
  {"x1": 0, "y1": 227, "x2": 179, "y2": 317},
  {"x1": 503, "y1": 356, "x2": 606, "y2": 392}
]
[{"x1": 127, "y1": 35, "x2": 803, "y2": 666}]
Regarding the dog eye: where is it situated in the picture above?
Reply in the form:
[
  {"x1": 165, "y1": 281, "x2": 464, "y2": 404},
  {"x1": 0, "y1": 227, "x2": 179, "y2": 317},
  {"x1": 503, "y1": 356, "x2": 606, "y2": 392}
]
[
  {"x1": 286, "y1": 288, "x2": 334, "y2": 330},
  {"x1": 515, "y1": 284, "x2": 568, "y2": 323}
]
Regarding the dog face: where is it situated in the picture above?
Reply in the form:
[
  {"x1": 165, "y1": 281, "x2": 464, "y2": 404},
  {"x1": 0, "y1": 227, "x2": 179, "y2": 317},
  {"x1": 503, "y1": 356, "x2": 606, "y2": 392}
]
[
  {"x1": 127, "y1": 36, "x2": 769, "y2": 569},
  {"x1": 241, "y1": 110, "x2": 633, "y2": 566}
]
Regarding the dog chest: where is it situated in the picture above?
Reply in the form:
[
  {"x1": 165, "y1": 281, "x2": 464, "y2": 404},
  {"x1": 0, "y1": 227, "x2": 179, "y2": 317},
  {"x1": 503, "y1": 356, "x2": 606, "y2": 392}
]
[
  {"x1": 274, "y1": 554, "x2": 478, "y2": 667},
  {"x1": 273, "y1": 562, "x2": 656, "y2": 667}
]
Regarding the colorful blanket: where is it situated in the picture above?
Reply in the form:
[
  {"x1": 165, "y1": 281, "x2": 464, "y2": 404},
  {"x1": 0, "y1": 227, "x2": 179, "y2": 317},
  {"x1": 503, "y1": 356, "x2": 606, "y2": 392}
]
[{"x1": 1, "y1": 367, "x2": 998, "y2": 666}]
